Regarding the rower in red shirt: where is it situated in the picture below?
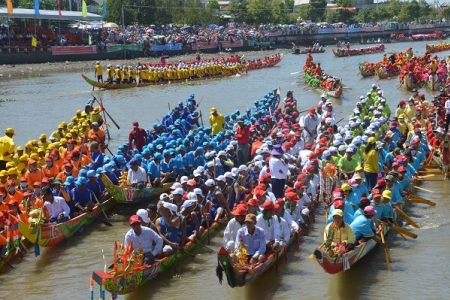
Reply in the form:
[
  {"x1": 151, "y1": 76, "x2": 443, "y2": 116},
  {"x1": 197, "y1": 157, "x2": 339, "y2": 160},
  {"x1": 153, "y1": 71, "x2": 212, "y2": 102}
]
[
  {"x1": 234, "y1": 118, "x2": 250, "y2": 165},
  {"x1": 129, "y1": 121, "x2": 148, "y2": 152}
]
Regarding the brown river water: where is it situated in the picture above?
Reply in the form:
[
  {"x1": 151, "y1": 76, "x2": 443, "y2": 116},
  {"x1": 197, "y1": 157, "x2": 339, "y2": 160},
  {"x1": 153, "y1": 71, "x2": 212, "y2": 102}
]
[{"x1": 1, "y1": 41, "x2": 450, "y2": 299}]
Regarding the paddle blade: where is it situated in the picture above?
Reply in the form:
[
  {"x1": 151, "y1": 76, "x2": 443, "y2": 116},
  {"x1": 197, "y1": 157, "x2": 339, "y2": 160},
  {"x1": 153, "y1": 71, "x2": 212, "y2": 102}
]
[
  {"x1": 392, "y1": 225, "x2": 418, "y2": 239},
  {"x1": 397, "y1": 208, "x2": 420, "y2": 228},
  {"x1": 308, "y1": 253, "x2": 315, "y2": 259}
]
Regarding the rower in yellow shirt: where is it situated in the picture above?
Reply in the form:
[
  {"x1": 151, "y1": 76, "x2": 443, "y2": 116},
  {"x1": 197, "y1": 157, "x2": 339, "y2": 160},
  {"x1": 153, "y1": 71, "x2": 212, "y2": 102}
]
[
  {"x1": 12, "y1": 146, "x2": 24, "y2": 166},
  {"x1": 91, "y1": 107, "x2": 103, "y2": 125},
  {"x1": 114, "y1": 66, "x2": 121, "y2": 83},
  {"x1": 94, "y1": 61, "x2": 103, "y2": 83},
  {"x1": 38, "y1": 134, "x2": 50, "y2": 152}
]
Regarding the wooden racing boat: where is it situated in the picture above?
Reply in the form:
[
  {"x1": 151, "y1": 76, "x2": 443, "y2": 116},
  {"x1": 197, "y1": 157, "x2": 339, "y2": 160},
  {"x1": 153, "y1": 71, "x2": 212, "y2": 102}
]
[
  {"x1": 101, "y1": 175, "x2": 174, "y2": 204},
  {"x1": 292, "y1": 48, "x2": 326, "y2": 55},
  {"x1": 304, "y1": 71, "x2": 343, "y2": 99},
  {"x1": 375, "y1": 68, "x2": 400, "y2": 79},
  {"x1": 18, "y1": 199, "x2": 113, "y2": 247},
  {"x1": 359, "y1": 66, "x2": 375, "y2": 77},
  {"x1": 216, "y1": 234, "x2": 296, "y2": 288},
  {"x1": 313, "y1": 202, "x2": 403, "y2": 274},
  {"x1": 425, "y1": 43, "x2": 450, "y2": 53},
  {"x1": 332, "y1": 44, "x2": 386, "y2": 57},
  {"x1": 399, "y1": 73, "x2": 421, "y2": 91},
  {"x1": 82, "y1": 54, "x2": 283, "y2": 90},
  {"x1": 91, "y1": 216, "x2": 228, "y2": 298}
]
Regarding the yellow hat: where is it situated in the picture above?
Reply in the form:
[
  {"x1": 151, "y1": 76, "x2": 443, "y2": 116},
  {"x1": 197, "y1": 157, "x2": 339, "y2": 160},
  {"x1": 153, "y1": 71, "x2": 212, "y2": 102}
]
[
  {"x1": 6, "y1": 161, "x2": 15, "y2": 169},
  {"x1": 341, "y1": 183, "x2": 352, "y2": 191},
  {"x1": 31, "y1": 140, "x2": 38, "y2": 145},
  {"x1": 76, "y1": 110, "x2": 82, "y2": 115},
  {"x1": 94, "y1": 107, "x2": 100, "y2": 111},
  {"x1": 30, "y1": 153, "x2": 39, "y2": 160},
  {"x1": 65, "y1": 133, "x2": 72, "y2": 138},
  {"x1": 81, "y1": 112, "x2": 87, "y2": 117},
  {"x1": 17, "y1": 163, "x2": 25, "y2": 172},
  {"x1": 368, "y1": 137, "x2": 376, "y2": 144},
  {"x1": 7, "y1": 168, "x2": 18, "y2": 175},
  {"x1": 48, "y1": 144, "x2": 56, "y2": 150},
  {"x1": 61, "y1": 122, "x2": 68, "y2": 127},
  {"x1": 210, "y1": 107, "x2": 217, "y2": 114},
  {"x1": 37, "y1": 148, "x2": 44, "y2": 153},
  {"x1": 16, "y1": 146, "x2": 23, "y2": 151},
  {"x1": 53, "y1": 142, "x2": 61, "y2": 148},
  {"x1": 82, "y1": 122, "x2": 88, "y2": 127},
  {"x1": 5, "y1": 127, "x2": 15, "y2": 135},
  {"x1": 60, "y1": 138, "x2": 68, "y2": 145},
  {"x1": 0, "y1": 170, "x2": 7, "y2": 177},
  {"x1": 382, "y1": 190, "x2": 392, "y2": 199},
  {"x1": 71, "y1": 117, "x2": 78, "y2": 122},
  {"x1": 58, "y1": 124, "x2": 64, "y2": 129},
  {"x1": 332, "y1": 209, "x2": 344, "y2": 217},
  {"x1": 39, "y1": 134, "x2": 47, "y2": 139},
  {"x1": 398, "y1": 114, "x2": 405, "y2": 119},
  {"x1": 70, "y1": 128, "x2": 78, "y2": 133},
  {"x1": 19, "y1": 155, "x2": 28, "y2": 162}
]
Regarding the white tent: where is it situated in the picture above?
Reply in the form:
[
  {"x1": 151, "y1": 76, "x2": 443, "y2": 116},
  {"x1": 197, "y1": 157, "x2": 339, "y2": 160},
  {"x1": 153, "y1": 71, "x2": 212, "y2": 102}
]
[{"x1": 0, "y1": 7, "x2": 103, "y2": 21}]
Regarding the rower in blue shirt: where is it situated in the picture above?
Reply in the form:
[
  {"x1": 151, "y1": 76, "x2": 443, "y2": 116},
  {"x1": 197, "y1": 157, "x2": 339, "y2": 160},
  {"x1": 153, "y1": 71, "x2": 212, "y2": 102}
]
[
  {"x1": 350, "y1": 206, "x2": 387, "y2": 250},
  {"x1": 71, "y1": 177, "x2": 93, "y2": 216}
]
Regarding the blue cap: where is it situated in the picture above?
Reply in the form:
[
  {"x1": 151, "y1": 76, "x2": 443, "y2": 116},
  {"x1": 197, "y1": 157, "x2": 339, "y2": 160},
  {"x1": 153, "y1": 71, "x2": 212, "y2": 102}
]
[
  {"x1": 142, "y1": 149, "x2": 150, "y2": 155},
  {"x1": 96, "y1": 168, "x2": 106, "y2": 174},
  {"x1": 154, "y1": 153, "x2": 163, "y2": 160},
  {"x1": 104, "y1": 165, "x2": 113, "y2": 172},
  {"x1": 64, "y1": 176, "x2": 75, "y2": 186},
  {"x1": 178, "y1": 101, "x2": 183, "y2": 105},
  {"x1": 123, "y1": 142, "x2": 129, "y2": 147},
  {"x1": 190, "y1": 93, "x2": 194, "y2": 98},
  {"x1": 196, "y1": 146, "x2": 205, "y2": 153},
  {"x1": 174, "y1": 120, "x2": 181, "y2": 126},
  {"x1": 156, "y1": 144, "x2": 163, "y2": 150},
  {"x1": 246, "y1": 108, "x2": 251, "y2": 112},
  {"x1": 192, "y1": 111, "x2": 199, "y2": 116},
  {"x1": 135, "y1": 154, "x2": 143, "y2": 161},
  {"x1": 79, "y1": 169, "x2": 87, "y2": 178},
  {"x1": 153, "y1": 123, "x2": 158, "y2": 128},
  {"x1": 87, "y1": 170, "x2": 97, "y2": 178},
  {"x1": 178, "y1": 145, "x2": 187, "y2": 151},
  {"x1": 75, "y1": 177, "x2": 87, "y2": 186},
  {"x1": 129, "y1": 158, "x2": 138, "y2": 166}
]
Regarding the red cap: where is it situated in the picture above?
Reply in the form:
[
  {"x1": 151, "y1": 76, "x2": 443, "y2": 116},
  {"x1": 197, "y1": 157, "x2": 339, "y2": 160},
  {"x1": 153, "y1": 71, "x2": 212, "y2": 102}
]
[
  {"x1": 187, "y1": 179, "x2": 196, "y2": 186},
  {"x1": 51, "y1": 149, "x2": 59, "y2": 156},
  {"x1": 67, "y1": 139, "x2": 75, "y2": 144},
  {"x1": 20, "y1": 177, "x2": 27, "y2": 182},
  {"x1": 248, "y1": 198, "x2": 260, "y2": 207},
  {"x1": 285, "y1": 187, "x2": 295, "y2": 194},
  {"x1": 334, "y1": 200, "x2": 344, "y2": 208},
  {"x1": 307, "y1": 152, "x2": 316, "y2": 159},
  {"x1": 294, "y1": 181, "x2": 307, "y2": 189},
  {"x1": 28, "y1": 159, "x2": 37, "y2": 165},
  {"x1": 285, "y1": 192, "x2": 300, "y2": 202},
  {"x1": 262, "y1": 201, "x2": 274, "y2": 210},
  {"x1": 297, "y1": 173, "x2": 306, "y2": 181},
  {"x1": 42, "y1": 177, "x2": 50, "y2": 183},
  {"x1": 332, "y1": 191, "x2": 343, "y2": 200},
  {"x1": 129, "y1": 215, "x2": 141, "y2": 225},
  {"x1": 33, "y1": 181, "x2": 40, "y2": 186},
  {"x1": 292, "y1": 124, "x2": 300, "y2": 129},
  {"x1": 232, "y1": 204, "x2": 247, "y2": 216},
  {"x1": 71, "y1": 150, "x2": 80, "y2": 156},
  {"x1": 8, "y1": 199, "x2": 19, "y2": 206},
  {"x1": 0, "y1": 186, "x2": 5, "y2": 192},
  {"x1": 132, "y1": 121, "x2": 139, "y2": 127},
  {"x1": 306, "y1": 165, "x2": 314, "y2": 173},
  {"x1": 45, "y1": 156, "x2": 53, "y2": 162},
  {"x1": 259, "y1": 174, "x2": 271, "y2": 183},
  {"x1": 376, "y1": 179, "x2": 386, "y2": 187},
  {"x1": 398, "y1": 166, "x2": 406, "y2": 172},
  {"x1": 308, "y1": 107, "x2": 315, "y2": 115},
  {"x1": 273, "y1": 203, "x2": 281, "y2": 212},
  {"x1": 22, "y1": 192, "x2": 32, "y2": 198},
  {"x1": 253, "y1": 187, "x2": 266, "y2": 197},
  {"x1": 277, "y1": 198, "x2": 285, "y2": 208}
]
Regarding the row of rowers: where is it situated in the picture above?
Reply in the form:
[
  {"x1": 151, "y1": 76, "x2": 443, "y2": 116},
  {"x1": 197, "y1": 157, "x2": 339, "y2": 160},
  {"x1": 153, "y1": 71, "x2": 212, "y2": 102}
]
[{"x1": 123, "y1": 175, "x2": 313, "y2": 265}]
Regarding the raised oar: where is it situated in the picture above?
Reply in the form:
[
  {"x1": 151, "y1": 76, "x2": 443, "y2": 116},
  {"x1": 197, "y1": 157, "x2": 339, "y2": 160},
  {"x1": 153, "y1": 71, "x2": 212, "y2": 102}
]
[
  {"x1": 409, "y1": 194, "x2": 436, "y2": 206},
  {"x1": 378, "y1": 224, "x2": 391, "y2": 271},
  {"x1": 396, "y1": 207, "x2": 419, "y2": 228},
  {"x1": 91, "y1": 191, "x2": 113, "y2": 226},
  {"x1": 414, "y1": 186, "x2": 435, "y2": 193},
  {"x1": 92, "y1": 95, "x2": 120, "y2": 130}
]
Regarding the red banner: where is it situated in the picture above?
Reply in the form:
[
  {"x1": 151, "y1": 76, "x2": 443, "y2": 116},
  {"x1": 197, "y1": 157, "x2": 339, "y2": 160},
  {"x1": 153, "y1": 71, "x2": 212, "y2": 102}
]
[
  {"x1": 220, "y1": 40, "x2": 244, "y2": 48},
  {"x1": 51, "y1": 46, "x2": 97, "y2": 55},
  {"x1": 193, "y1": 42, "x2": 218, "y2": 49}
]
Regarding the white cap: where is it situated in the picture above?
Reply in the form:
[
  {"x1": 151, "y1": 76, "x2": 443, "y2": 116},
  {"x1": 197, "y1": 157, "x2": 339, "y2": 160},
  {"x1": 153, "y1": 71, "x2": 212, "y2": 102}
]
[
  {"x1": 193, "y1": 170, "x2": 201, "y2": 177},
  {"x1": 321, "y1": 93, "x2": 326, "y2": 98},
  {"x1": 231, "y1": 168, "x2": 239, "y2": 177},
  {"x1": 255, "y1": 161, "x2": 263, "y2": 169},
  {"x1": 187, "y1": 193, "x2": 198, "y2": 201},
  {"x1": 180, "y1": 176, "x2": 189, "y2": 184},
  {"x1": 215, "y1": 175, "x2": 226, "y2": 182},
  {"x1": 163, "y1": 202, "x2": 178, "y2": 214},
  {"x1": 136, "y1": 209, "x2": 150, "y2": 223},
  {"x1": 265, "y1": 140, "x2": 273, "y2": 146},
  {"x1": 226, "y1": 145, "x2": 234, "y2": 151},
  {"x1": 171, "y1": 182, "x2": 182, "y2": 190},
  {"x1": 238, "y1": 165, "x2": 248, "y2": 172},
  {"x1": 302, "y1": 208, "x2": 310, "y2": 215},
  {"x1": 230, "y1": 141, "x2": 237, "y2": 146},
  {"x1": 194, "y1": 188, "x2": 204, "y2": 197},
  {"x1": 206, "y1": 161, "x2": 215, "y2": 168},
  {"x1": 372, "y1": 84, "x2": 377, "y2": 88},
  {"x1": 197, "y1": 166, "x2": 205, "y2": 172},
  {"x1": 181, "y1": 199, "x2": 197, "y2": 212},
  {"x1": 171, "y1": 187, "x2": 185, "y2": 195},
  {"x1": 218, "y1": 150, "x2": 227, "y2": 156},
  {"x1": 224, "y1": 172, "x2": 233, "y2": 179},
  {"x1": 276, "y1": 132, "x2": 283, "y2": 138},
  {"x1": 254, "y1": 155, "x2": 263, "y2": 161},
  {"x1": 205, "y1": 179, "x2": 215, "y2": 187},
  {"x1": 159, "y1": 193, "x2": 169, "y2": 201}
]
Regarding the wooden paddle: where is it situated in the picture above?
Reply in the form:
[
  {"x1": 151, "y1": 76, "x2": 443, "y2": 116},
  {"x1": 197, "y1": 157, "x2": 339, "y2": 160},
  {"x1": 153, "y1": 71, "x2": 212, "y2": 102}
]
[
  {"x1": 396, "y1": 207, "x2": 419, "y2": 228},
  {"x1": 409, "y1": 194, "x2": 436, "y2": 206},
  {"x1": 92, "y1": 95, "x2": 120, "y2": 130},
  {"x1": 378, "y1": 224, "x2": 391, "y2": 271},
  {"x1": 414, "y1": 186, "x2": 435, "y2": 193},
  {"x1": 417, "y1": 174, "x2": 435, "y2": 179},
  {"x1": 90, "y1": 191, "x2": 113, "y2": 226},
  {"x1": 378, "y1": 220, "x2": 418, "y2": 239},
  {"x1": 193, "y1": 239, "x2": 214, "y2": 252},
  {"x1": 393, "y1": 219, "x2": 407, "y2": 240}
]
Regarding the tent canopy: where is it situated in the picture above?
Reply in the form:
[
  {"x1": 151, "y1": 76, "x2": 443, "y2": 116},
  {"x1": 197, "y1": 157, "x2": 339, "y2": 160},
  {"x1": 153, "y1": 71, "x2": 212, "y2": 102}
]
[{"x1": 0, "y1": 8, "x2": 103, "y2": 21}]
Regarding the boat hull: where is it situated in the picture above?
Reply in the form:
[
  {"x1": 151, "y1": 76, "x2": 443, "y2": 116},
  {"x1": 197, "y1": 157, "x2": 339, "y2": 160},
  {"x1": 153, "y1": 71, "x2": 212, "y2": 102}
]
[
  {"x1": 375, "y1": 68, "x2": 400, "y2": 79},
  {"x1": 18, "y1": 199, "x2": 113, "y2": 247},
  {"x1": 332, "y1": 45, "x2": 385, "y2": 57},
  {"x1": 304, "y1": 72, "x2": 343, "y2": 99}
]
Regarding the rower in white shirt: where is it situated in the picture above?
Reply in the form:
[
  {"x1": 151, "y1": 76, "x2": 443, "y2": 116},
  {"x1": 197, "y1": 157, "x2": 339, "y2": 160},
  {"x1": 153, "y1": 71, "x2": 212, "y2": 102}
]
[
  {"x1": 276, "y1": 198, "x2": 299, "y2": 233},
  {"x1": 125, "y1": 215, "x2": 163, "y2": 265},
  {"x1": 274, "y1": 203, "x2": 291, "y2": 247},
  {"x1": 256, "y1": 201, "x2": 281, "y2": 252},
  {"x1": 127, "y1": 158, "x2": 149, "y2": 187},
  {"x1": 223, "y1": 204, "x2": 246, "y2": 251},
  {"x1": 42, "y1": 186, "x2": 70, "y2": 223}
]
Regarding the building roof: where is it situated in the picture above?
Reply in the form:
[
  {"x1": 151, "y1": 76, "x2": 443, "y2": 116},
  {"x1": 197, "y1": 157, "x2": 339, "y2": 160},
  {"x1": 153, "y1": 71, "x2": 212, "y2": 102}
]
[{"x1": 0, "y1": 7, "x2": 103, "y2": 21}]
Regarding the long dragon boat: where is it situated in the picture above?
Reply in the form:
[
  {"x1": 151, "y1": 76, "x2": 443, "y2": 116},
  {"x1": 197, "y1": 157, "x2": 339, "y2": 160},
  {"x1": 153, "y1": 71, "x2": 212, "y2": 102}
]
[
  {"x1": 292, "y1": 48, "x2": 326, "y2": 55},
  {"x1": 216, "y1": 234, "x2": 297, "y2": 288},
  {"x1": 426, "y1": 42, "x2": 450, "y2": 53},
  {"x1": 101, "y1": 175, "x2": 174, "y2": 204},
  {"x1": 18, "y1": 199, "x2": 113, "y2": 247},
  {"x1": 332, "y1": 44, "x2": 386, "y2": 57},
  {"x1": 82, "y1": 54, "x2": 283, "y2": 90},
  {"x1": 304, "y1": 71, "x2": 343, "y2": 99},
  {"x1": 90, "y1": 216, "x2": 228, "y2": 298}
]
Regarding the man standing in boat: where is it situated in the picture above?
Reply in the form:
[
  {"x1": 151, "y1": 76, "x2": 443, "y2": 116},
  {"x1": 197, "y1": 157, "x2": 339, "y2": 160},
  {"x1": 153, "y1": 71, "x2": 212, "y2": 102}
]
[
  {"x1": 209, "y1": 107, "x2": 226, "y2": 135},
  {"x1": 129, "y1": 121, "x2": 148, "y2": 152},
  {"x1": 94, "y1": 61, "x2": 103, "y2": 83},
  {"x1": 0, "y1": 128, "x2": 15, "y2": 171}
]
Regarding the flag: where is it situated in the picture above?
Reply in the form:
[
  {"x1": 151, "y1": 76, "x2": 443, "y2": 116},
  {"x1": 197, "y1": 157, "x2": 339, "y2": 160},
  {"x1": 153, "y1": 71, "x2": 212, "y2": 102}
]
[
  {"x1": 34, "y1": 0, "x2": 40, "y2": 15},
  {"x1": 31, "y1": 37, "x2": 37, "y2": 47},
  {"x1": 82, "y1": 0, "x2": 87, "y2": 18},
  {"x1": 57, "y1": 0, "x2": 62, "y2": 17},
  {"x1": 6, "y1": 0, "x2": 13, "y2": 14},
  {"x1": 88, "y1": 35, "x2": 92, "y2": 45},
  {"x1": 102, "y1": 1, "x2": 107, "y2": 19}
]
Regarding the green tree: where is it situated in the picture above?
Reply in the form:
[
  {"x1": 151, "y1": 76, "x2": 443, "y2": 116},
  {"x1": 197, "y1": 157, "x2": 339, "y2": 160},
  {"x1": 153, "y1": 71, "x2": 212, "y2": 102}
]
[
  {"x1": 248, "y1": 0, "x2": 273, "y2": 24},
  {"x1": 227, "y1": 0, "x2": 250, "y2": 23},
  {"x1": 183, "y1": 0, "x2": 204, "y2": 24},
  {"x1": 308, "y1": 0, "x2": 327, "y2": 22},
  {"x1": 203, "y1": 0, "x2": 221, "y2": 25},
  {"x1": 272, "y1": 0, "x2": 288, "y2": 24}
]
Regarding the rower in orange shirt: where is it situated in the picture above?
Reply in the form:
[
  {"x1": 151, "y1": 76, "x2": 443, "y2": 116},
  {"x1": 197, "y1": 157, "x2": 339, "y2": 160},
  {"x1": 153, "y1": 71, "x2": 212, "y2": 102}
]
[
  {"x1": 42, "y1": 156, "x2": 60, "y2": 179},
  {"x1": 31, "y1": 182, "x2": 44, "y2": 209},
  {"x1": 315, "y1": 63, "x2": 323, "y2": 76},
  {"x1": 24, "y1": 159, "x2": 43, "y2": 189},
  {"x1": 0, "y1": 186, "x2": 9, "y2": 212},
  {"x1": 88, "y1": 122, "x2": 106, "y2": 153},
  {"x1": 5, "y1": 179, "x2": 22, "y2": 203},
  {"x1": 50, "y1": 149, "x2": 64, "y2": 171},
  {"x1": 306, "y1": 53, "x2": 313, "y2": 64}
]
